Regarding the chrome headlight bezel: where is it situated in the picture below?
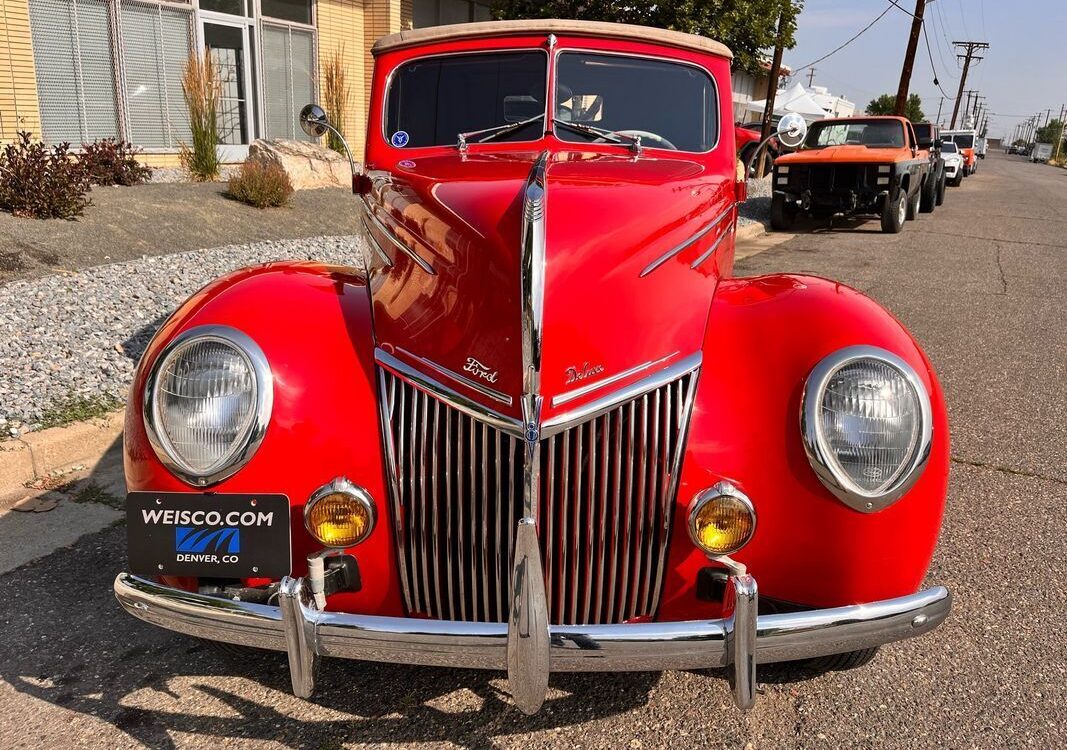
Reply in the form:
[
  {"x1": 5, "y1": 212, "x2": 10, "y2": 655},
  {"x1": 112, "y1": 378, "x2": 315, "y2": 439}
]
[
  {"x1": 801, "y1": 345, "x2": 933, "y2": 513},
  {"x1": 143, "y1": 325, "x2": 273, "y2": 487}
]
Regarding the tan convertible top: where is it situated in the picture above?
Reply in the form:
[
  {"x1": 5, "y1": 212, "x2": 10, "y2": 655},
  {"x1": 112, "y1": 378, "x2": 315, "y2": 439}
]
[{"x1": 372, "y1": 19, "x2": 733, "y2": 60}]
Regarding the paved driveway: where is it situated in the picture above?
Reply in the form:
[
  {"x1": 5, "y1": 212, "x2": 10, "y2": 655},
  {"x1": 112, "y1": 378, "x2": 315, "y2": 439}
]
[{"x1": 0, "y1": 152, "x2": 1063, "y2": 749}]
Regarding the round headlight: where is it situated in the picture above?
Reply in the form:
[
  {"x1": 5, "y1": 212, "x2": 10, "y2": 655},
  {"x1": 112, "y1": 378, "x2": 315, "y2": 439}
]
[
  {"x1": 688, "y1": 482, "x2": 756, "y2": 557},
  {"x1": 802, "y1": 346, "x2": 932, "y2": 512},
  {"x1": 304, "y1": 478, "x2": 376, "y2": 548},
  {"x1": 144, "y1": 326, "x2": 272, "y2": 486}
]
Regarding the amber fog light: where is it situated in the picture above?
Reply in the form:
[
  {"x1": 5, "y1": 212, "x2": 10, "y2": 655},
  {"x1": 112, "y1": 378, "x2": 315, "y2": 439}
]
[
  {"x1": 688, "y1": 482, "x2": 756, "y2": 556},
  {"x1": 304, "y1": 478, "x2": 376, "y2": 548}
]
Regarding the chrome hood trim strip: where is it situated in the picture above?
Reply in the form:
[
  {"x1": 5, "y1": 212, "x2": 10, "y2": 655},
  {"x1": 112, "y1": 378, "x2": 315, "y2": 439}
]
[
  {"x1": 542, "y1": 352, "x2": 702, "y2": 438},
  {"x1": 364, "y1": 205, "x2": 437, "y2": 275},
  {"x1": 639, "y1": 203, "x2": 734, "y2": 277},
  {"x1": 551, "y1": 351, "x2": 680, "y2": 407},
  {"x1": 393, "y1": 346, "x2": 513, "y2": 406}
]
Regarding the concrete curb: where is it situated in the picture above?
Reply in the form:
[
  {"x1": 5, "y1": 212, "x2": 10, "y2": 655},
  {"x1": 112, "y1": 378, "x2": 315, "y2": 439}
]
[
  {"x1": 0, "y1": 410, "x2": 124, "y2": 508},
  {"x1": 735, "y1": 221, "x2": 768, "y2": 243}
]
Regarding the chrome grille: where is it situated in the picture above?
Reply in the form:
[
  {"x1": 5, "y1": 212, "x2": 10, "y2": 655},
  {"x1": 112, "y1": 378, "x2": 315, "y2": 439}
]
[{"x1": 379, "y1": 366, "x2": 698, "y2": 625}]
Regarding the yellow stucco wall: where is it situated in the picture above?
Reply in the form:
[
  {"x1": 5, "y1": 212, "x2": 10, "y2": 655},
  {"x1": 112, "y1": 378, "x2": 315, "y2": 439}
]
[
  {"x1": 317, "y1": 0, "x2": 369, "y2": 158},
  {"x1": 0, "y1": 0, "x2": 42, "y2": 141}
]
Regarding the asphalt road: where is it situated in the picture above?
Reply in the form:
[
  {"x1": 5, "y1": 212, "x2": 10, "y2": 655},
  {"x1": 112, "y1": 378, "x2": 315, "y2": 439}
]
[{"x1": 0, "y1": 152, "x2": 1064, "y2": 749}]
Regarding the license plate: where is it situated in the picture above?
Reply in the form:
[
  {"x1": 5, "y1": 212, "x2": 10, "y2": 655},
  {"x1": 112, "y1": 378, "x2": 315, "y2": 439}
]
[{"x1": 126, "y1": 492, "x2": 291, "y2": 578}]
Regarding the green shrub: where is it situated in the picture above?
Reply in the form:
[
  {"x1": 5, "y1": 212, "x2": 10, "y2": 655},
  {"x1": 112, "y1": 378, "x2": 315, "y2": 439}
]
[
  {"x1": 80, "y1": 138, "x2": 153, "y2": 186},
  {"x1": 180, "y1": 50, "x2": 221, "y2": 181},
  {"x1": 0, "y1": 131, "x2": 91, "y2": 219},
  {"x1": 227, "y1": 159, "x2": 293, "y2": 208}
]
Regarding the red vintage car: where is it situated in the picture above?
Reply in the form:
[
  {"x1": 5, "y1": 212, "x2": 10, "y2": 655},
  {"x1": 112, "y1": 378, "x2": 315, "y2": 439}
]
[{"x1": 114, "y1": 20, "x2": 952, "y2": 714}]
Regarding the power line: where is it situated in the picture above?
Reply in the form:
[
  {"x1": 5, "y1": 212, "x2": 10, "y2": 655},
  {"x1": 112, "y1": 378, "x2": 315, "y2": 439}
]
[
  {"x1": 792, "y1": 2, "x2": 895, "y2": 73},
  {"x1": 921, "y1": 12, "x2": 956, "y2": 98}
]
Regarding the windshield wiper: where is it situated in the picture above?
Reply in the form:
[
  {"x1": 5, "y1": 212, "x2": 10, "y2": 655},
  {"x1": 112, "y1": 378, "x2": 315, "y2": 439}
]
[
  {"x1": 553, "y1": 120, "x2": 642, "y2": 154},
  {"x1": 457, "y1": 114, "x2": 544, "y2": 152}
]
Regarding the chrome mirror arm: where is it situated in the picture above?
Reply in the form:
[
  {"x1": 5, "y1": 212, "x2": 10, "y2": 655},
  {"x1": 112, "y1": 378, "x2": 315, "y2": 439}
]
[{"x1": 314, "y1": 120, "x2": 359, "y2": 181}]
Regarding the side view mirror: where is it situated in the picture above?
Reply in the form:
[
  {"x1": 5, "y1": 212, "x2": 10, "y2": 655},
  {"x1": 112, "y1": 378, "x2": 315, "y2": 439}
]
[
  {"x1": 298, "y1": 103, "x2": 359, "y2": 193},
  {"x1": 934, "y1": 138, "x2": 943, "y2": 149},
  {"x1": 299, "y1": 103, "x2": 330, "y2": 138},
  {"x1": 776, "y1": 113, "x2": 807, "y2": 149}
]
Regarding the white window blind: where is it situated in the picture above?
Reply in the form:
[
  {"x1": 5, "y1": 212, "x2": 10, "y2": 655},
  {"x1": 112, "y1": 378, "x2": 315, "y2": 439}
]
[
  {"x1": 262, "y1": 23, "x2": 314, "y2": 141},
  {"x1": 28, "y1": 0, "x2": 120, "y2": 143},
  {"x1": 119, "y1": 2, "x2": 193, "y2": 148}
]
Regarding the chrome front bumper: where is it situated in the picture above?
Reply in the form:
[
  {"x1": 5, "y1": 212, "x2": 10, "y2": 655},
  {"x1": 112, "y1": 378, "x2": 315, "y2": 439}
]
[{"x1": 114, "y1": 565, "x2": 951, "y2": 713}]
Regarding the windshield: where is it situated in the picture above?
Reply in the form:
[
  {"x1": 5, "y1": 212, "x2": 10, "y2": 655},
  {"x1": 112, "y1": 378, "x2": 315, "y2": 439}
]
[
  {"x1": 384, "y1": 51, "x2": 547, "y2": 147},
  {"x1": 945, "y1": 133, "x2": 975, "y2": 148},
  {"x1": 554, "y1": 52, "x2": 718, "y2": 152},
  {"x1": 942, "y1": 142, "x2": 958, "y2": 153},
  {"x1": 804, "y1": 120, "x2": 905, "y2": 149}
]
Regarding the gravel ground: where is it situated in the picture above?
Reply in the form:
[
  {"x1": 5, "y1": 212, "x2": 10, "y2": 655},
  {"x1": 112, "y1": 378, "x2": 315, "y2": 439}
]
[
  {"x1": 0, "y1": 236, "x2": 365, "y2": 432},
  {"x1": 738, "y1": 176, "x2": 771, "y2": 227}
]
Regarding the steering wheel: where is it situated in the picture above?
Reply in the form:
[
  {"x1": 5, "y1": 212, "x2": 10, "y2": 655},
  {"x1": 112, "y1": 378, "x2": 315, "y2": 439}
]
[{"x1": 611, "y1": 130, "x2": 678, "y2": 150}]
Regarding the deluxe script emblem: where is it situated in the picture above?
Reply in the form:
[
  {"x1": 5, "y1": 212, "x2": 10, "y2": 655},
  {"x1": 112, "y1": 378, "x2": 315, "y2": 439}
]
[
  {"x1": 463, "y1": 357, "x2": 499, "y2": 383},
  {"x1": 565, "y1": 362, "x2": 605, "y2": 385}
]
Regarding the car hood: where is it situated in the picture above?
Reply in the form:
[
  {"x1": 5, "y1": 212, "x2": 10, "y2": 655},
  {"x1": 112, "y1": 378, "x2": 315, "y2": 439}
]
[
  {"x1": 777, "y1": 145, "x2": 909, "y2": 164},
  {"x1": 362, "y1": 148, "x2": 734, "y2": 421}
]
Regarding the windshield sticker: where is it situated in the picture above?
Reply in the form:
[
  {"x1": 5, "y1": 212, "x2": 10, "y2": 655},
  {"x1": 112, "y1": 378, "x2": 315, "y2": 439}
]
[{"x1": 390, "y1": 130, "x2": 410, "y2": 148}]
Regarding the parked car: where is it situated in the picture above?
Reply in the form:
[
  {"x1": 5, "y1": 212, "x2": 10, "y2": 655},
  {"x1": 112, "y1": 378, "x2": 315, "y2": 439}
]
[
  {"x1": 941, "y1": 142, "x2": 965, "y2": 186},
  {"x1": 771, "y1": 115, "x2": 934, "y2": 233},
  {"x1": 735, "y1": 121, "x2": 780, "y2": 175},
  {"x1": 1031, "y1": 142, "x2": 1053, "y2": 163},
  {"x1": 941, "y1": 129, "x2": 978, "y2": 175},
  {"x1": 113, "y1": 20, "x2": 952, "y2": 715},
  {"x1": 976, "y1": 136, "x2": 987, "y2": 159},
  {"x1": 913, "y1": 122, "x2": 948, "y2": 208}
]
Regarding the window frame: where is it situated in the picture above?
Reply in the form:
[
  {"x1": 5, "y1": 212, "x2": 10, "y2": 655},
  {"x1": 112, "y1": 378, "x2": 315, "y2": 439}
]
[
  {"x1": 552, "y1": 47, "x2": 722, "y2": 155},
  {"x1": 381, "y1": 47, "x2": 551, "y2": 149}
]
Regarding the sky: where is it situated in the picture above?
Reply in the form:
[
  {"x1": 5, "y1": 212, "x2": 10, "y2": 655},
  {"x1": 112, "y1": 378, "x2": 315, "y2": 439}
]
[{"x1": 779, "y1": 0, "x2": 1065, "y2": 139}]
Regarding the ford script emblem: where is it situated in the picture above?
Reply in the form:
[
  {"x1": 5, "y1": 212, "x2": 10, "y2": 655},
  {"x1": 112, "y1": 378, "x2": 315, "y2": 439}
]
[
  {"x1": 565, "y1": 362, "x2": 605, "y2": 384},
  {"x1": 463, "y1": 357, "x2": 499, "y2": 383}
]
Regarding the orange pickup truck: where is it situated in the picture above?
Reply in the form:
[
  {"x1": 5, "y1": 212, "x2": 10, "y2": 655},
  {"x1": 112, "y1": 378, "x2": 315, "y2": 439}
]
[{"x1": 770, "y1": 116, "x2": 933, "y2": 233}]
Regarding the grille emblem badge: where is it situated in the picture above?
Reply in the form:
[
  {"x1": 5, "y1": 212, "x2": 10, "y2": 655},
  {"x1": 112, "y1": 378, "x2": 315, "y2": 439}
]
[{"x1": 463, "y1": 357, "x2": 499, "y2": 383}]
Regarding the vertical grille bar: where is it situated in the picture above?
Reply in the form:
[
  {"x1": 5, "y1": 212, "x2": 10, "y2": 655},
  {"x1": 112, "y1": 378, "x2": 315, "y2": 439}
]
[{"x1": 380, "y1": 366, "x2": 697, "y2": 625}]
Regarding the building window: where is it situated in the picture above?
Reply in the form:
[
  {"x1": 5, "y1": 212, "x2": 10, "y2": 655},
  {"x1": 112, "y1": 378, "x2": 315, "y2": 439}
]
[
  {"x1": 413, "y1": 0, "x2": 492, "y2": 28},
  {"x1": 260, "y1": 0, "x2": 311, "y2": 25},
  {"x1": 261, "y1": 23, "x2": 314, "y2": 140},
  {"x1": 28, "y1": 0, "x2": 121, "y2": 144}
]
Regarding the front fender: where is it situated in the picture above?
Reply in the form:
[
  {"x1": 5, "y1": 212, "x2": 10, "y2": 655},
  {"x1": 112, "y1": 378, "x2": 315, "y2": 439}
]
[
  {"x1": 123, "y1": 261, "x2": 406, "y2": 617},
  {"x1": 657, "y1": 274, "x2": 949, "y2": 619}
]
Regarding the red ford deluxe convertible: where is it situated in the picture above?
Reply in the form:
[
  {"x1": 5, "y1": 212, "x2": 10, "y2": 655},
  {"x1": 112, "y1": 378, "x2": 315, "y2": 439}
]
[{"x1": 115, "y1": 20, "x2": 952, "y2": 714}]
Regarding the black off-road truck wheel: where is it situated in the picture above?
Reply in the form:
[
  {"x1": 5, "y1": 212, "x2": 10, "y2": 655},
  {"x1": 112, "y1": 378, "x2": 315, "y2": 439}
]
[
  {"x1": 906, "y1": 184, "x2": 921, "y2": 220},
  {"x1": 935, "y1": 169, "x2": 947, "y2": 205},
  {"x1": 770, "y1": 192, "x2": 797, "y2": 231},
  {"x1": 880, "y1": 188, "x2": 907, "y2": 233}
]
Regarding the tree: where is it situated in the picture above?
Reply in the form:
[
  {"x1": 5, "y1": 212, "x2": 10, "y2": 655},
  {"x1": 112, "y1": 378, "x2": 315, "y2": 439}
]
[
  {"x1": 1035, "y1": 118, "x2": 1064, "y2": 144},
  {"x1": 491, "y1": 0, "x2": 804, "y2": 75},
  {"x1": 865, "y1": 93, "x2": 925, "y2": 122}
]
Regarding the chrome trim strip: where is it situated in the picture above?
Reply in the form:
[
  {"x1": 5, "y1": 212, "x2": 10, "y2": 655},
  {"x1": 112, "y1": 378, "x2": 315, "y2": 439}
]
[
  {"x1": 521, "y1": 150, "x2": 549, "y2": 402},
  {"x1": 800, "y1": 345, "x2": 934, "y2": 513},
  {"x1": 551, "y1": 351, "x2": 678, "y2": 407},
  {"x1": 689, "y1": 221, "x2": 736, "y2": 270},
  {"x1": 542, "y1": 352, "x2": 702, "y2": 438},
  {"x1": 365, "y1": 206, "x2": 436, "y2": 275},
  {"x1": 142, "y1": 324, "x2": 273, "y2": 488},
  {"x1": 376, "y1": 348, "x2": 523, "y2": 437},
  {"x1": 393, "y1": 346, "x2": 513, "y2": 406},
  {"x1": 639, "y1": 204, "x2": 733, "y2": 277},
  {"x1": 116, "y1": 573, "x2": 951, "y2": 706}
]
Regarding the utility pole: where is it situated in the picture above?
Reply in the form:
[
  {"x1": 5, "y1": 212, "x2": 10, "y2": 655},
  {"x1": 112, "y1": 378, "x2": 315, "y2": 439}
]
[
  {"x1": 806, "y1": 68, "x2": 816, "y2": 87},
  {"x1": 1054, "y1": 105, "x2": 1066, "y2": 161},
  {"x1": 950, "y1": 42, "x2": 989, "y2": 128},
  {"x1": 757, "y1": 8, "x2": 788, "y2": 178},
  {"x1": 894, "y1": 0, "x2": 927, "y2": 117},
  {"x1": 935, "y1": 96, "x2": 945, "y2": 126},
  {"x1": 962, "y1": 90, "x2": 977, "y2": 124}
]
